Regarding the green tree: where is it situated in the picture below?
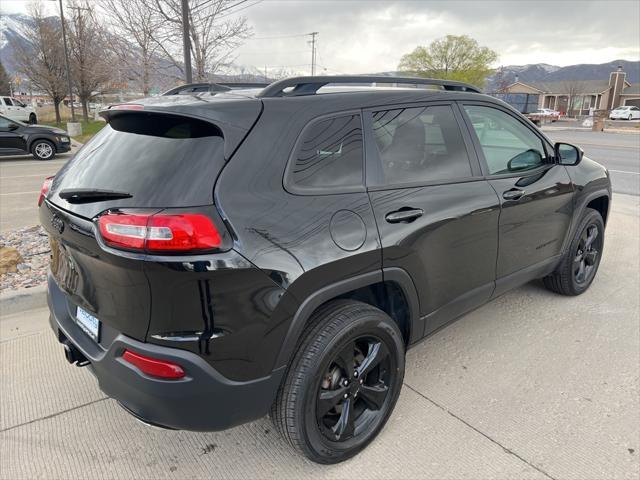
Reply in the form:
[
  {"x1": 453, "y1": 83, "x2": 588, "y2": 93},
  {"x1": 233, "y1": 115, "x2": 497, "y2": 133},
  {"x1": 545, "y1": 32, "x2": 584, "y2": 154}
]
[
  {"x1": 0, "y1": 61, "x2": 10, "y2": 96},
  {"x1": 398, "y1": 35, "x2": 498, "y2": 89}
]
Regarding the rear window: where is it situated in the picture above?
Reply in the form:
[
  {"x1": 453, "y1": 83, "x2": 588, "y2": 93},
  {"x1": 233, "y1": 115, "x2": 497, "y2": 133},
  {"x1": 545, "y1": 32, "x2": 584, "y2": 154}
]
[{"x1": 52, "y1": 113, "x2": 225, "y2": 208}]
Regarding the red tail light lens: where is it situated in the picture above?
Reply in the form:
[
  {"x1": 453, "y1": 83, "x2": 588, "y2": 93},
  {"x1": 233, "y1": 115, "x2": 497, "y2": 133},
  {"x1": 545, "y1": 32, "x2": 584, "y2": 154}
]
[
  {"x1": 122, "y1": 350, "x2": 185, "y2": 379},
  {"x1": 98, "y1": 212, "x2": 221, "y2": 253},
  {"x1": 38, "y1": 176, "x2": 55, "y2": 207},
  {"x1": 109, "y1": 104, "x2": 144, "y2": 111}
]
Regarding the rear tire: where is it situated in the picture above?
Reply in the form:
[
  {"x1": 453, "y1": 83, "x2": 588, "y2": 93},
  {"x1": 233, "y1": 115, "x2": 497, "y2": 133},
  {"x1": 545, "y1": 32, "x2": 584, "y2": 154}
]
[
  {"x1": 543, "y1": 208, "x2": 604, "y2": 296},
  {"x1": 271, "y1": 300, "x2": 405, "y2": 464},
  {"x1": 31, "y1": 139, "x2": 56, "y2": 160},
  {"x1": 29, "y1": 113, "x2": 37, "y2": 124}
]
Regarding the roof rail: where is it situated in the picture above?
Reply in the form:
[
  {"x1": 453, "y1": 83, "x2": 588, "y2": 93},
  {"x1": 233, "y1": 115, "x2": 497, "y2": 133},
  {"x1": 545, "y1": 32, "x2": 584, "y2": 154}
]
[{"x1": 257, "y1": 75, "x2": 482, "y2": 97}]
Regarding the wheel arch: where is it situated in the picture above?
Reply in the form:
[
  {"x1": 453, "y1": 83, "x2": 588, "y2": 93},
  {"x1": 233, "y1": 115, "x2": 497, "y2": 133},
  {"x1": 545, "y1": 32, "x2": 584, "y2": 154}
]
[
  {"x1": 273, "y1": 267, "x2": 421, "y2": 370},
  {"x1": 561, "y1": 188, "x2": 610, "y2": 255},
  {"x1": 27, "y1": 136, "x2": 56, "y2": 152}
]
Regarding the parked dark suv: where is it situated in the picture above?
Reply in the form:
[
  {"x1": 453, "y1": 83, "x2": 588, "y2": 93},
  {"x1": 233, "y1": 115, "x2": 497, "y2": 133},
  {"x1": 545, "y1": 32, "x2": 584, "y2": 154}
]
[{"x1": 40, "y1": 76, "x2": 611, "y2": 463}]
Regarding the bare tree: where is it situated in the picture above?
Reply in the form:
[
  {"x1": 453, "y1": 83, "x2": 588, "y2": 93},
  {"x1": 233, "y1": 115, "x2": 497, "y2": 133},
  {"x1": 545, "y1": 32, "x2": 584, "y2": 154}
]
[
  {"x1": 0, "y1": 62, "x2": 11, "y2": 96},
  {"x1": 11, "y1": 3, "x2": 67, "y2": 123},
  {"x1": 99, "y1": 0, "x2": 159, "y2": 95},
  {"x1": 562, "y1": 80, "x2": 586, "y2": 117},
  {"x1": 493, "y1": 66, "x2": 511, "y2": 93},
  {"x1": 66, "y1": 1, "x2": 113, "y2": 121},
  {"x1": 143, "y1": 0, "x2": 252, "y2": 82}
]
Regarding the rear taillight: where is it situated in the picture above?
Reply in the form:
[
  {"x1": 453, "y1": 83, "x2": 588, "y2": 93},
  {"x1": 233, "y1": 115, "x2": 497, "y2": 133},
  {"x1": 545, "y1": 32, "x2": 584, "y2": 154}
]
[
  {"x1": 109, "y1": 104, "x2": 144, "y2": 111},
  {"x1": 38, "y1": 176, "x2": 54, "y2": 207},
  {"x1": 98, "y1": 211, "x2": 222, "y2": 253},
  {"x1": 121, "y1": 350, "x2": 185, "y2": 379}
]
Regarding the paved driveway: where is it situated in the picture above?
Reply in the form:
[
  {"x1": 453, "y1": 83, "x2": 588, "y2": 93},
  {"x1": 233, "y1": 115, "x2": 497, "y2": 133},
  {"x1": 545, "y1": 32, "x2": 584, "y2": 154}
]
[{"x1": 1, "y1": 195, "x2": 638, "y2": 479}]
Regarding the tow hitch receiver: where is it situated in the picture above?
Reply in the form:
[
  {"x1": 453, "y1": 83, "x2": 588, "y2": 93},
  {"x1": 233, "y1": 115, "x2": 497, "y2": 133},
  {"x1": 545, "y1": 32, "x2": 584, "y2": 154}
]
[{"x1": 62, "y1": 340, "x2": 90, "y2": 366}]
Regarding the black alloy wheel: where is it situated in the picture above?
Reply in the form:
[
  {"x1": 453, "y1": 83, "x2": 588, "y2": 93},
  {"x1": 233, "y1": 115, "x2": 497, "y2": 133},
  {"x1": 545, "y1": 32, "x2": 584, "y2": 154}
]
[
  {"x1": 271, "y1": 300, "x2": 405, "y2": 464},
  {"x1": 544, "y1": 208, "x2": 604, "y2": 296},
  {"x1": 573, "y1": 223, "x2": 601, "y2": 286},
  {"x1": 316, "y1": 335, "x2": 392, "y2": 442}
]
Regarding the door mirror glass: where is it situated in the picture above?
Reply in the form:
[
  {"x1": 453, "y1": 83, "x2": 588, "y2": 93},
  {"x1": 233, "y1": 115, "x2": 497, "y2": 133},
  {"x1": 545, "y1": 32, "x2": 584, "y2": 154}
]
[
  {"x1": 507, "y1": 149, "x2": 543, "y2": 172},
  {"x1": 555, "y1": 142, "x2": 582, "y2": 166}
]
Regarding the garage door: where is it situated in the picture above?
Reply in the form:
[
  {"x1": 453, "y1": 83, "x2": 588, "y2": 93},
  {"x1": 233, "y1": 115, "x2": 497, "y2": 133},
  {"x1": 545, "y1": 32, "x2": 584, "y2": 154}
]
[{"x1": 624, "y1": 98, "x2": 640, "y2": 107}]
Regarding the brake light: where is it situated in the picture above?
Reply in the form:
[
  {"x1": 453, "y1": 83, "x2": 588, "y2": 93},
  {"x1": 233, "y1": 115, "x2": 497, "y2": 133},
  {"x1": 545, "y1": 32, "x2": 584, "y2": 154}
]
[
  {"x1": 109, "y1": 104, "x2": 144, "y2": 111},
  {"x1": 122, "y1": 350, "x2": 185, "y2": 379},
  {"x1": 98, "y1": 212, "x2": 222, "y2": 253},
  {"x1": 38, "y1": 176, "x2": 54, "y2": 207}
]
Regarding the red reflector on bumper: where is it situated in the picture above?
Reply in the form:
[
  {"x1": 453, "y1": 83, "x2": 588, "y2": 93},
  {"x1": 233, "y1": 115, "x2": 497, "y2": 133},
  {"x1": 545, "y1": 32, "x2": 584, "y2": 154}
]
[{"x1": 122, "y1": 350, "x2": 185, "y2": 379}]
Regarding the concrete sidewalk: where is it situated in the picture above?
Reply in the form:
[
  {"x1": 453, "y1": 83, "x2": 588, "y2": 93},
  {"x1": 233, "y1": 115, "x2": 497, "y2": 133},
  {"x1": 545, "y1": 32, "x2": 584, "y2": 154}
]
[{"x1": 1, "y1": 195, "x2": 639, "y2": 479}]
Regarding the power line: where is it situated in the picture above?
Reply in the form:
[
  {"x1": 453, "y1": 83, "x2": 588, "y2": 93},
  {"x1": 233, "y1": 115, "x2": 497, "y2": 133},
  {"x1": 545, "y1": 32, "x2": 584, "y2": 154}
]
[{"x1": 246, "y1": 33, "x2": 310, "y2": 40}]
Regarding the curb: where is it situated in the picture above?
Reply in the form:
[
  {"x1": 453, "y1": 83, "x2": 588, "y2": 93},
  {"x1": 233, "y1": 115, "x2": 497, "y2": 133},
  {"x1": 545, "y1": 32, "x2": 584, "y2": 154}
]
[{"x1": 0, "y1": 284, "x2": 47, "y2": 316}]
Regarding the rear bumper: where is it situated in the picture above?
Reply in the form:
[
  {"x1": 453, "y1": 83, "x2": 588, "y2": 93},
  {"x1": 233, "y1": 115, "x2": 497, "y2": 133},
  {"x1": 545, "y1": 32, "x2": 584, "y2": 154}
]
[{"x1": 47, "y1": 274, "x2": 284, "y2": 431}]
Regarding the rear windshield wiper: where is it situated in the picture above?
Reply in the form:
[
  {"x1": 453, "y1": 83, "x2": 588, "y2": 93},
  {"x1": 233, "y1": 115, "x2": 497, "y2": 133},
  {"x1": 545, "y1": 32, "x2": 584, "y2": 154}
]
[{"x1": 59, "y1": 188, "x2": 133, "y2": 203}]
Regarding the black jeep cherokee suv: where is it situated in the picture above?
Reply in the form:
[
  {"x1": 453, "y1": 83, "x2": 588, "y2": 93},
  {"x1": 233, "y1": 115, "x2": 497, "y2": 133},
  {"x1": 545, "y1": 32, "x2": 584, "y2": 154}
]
[{"x1": 40, "y1": 76, "x2": 611, "y2": 463}]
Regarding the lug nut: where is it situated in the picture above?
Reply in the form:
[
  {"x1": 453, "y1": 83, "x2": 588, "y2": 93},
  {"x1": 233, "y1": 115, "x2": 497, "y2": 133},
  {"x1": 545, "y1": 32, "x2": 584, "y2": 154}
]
[
  {"x1": 354, "y1": 371, "x2": 359, "y2": 378},
  {"x1": 343, "y1": 393, "x2": 349, "y2": 399},
  {"x1": 343, "y1": 380, "x2": 349, "y2": 386},
  {"x1": 359, "y1": 379, "x2": 363, "y2": 384}
]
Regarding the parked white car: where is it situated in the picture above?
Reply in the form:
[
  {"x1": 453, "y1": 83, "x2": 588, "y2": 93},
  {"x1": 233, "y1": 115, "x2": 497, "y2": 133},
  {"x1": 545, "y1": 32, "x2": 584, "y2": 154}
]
[
  {"x1": 536, "y1": 108, "x2": 560, "y2": 121},
  {"x1": 609, "y1": 105, "x2": 640, "y2": 120},
  {"x1": 0, "y1": 97, "x2": 37, "y2": 124}
]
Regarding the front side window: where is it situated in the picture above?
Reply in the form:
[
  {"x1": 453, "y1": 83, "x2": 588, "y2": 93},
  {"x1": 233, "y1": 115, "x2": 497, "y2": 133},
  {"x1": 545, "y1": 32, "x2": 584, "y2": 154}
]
[
  {"x1": 464, "y1": 105, "x2": 547, "y2": 175},
  {"x1": 371, "y1": 105, "x2": 472, "y2": 185},
  {"x1": 289, "y1": 114, "x2": 363, "y2": 190}
]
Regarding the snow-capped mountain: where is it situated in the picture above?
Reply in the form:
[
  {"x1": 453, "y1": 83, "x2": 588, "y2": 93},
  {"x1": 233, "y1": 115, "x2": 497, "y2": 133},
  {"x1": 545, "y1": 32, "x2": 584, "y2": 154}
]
[{"x1": 0, "y1": 14, "x2": 36, "y2": 73}]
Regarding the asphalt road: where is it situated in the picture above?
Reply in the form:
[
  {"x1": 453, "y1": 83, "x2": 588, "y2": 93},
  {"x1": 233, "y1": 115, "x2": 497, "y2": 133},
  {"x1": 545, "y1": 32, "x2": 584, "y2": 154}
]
[
  {"x1": 0, "y1": 145, "x2": 78, "y2": 232},
  {"x1": 1, "y1": 194, "x2": 638, "y2": 479},
  {"x1": 0, "y1": 132, "x2": 637, "y2": 232},
  {"x1": 544, "y1": 130, "x2": 640, "y2": 196}
]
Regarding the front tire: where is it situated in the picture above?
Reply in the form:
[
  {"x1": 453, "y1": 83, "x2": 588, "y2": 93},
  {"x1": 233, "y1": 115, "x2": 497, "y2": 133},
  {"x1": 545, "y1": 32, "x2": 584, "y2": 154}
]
[
  {"x1": 543, "y1": 208, "x2": 604, "y2": 295},
  {"x1": 271, "y1": 300, "x2": 405, "y2": 464},
  {"x1": 31, "y1": 139, "x2": 56, "y2": 160}
]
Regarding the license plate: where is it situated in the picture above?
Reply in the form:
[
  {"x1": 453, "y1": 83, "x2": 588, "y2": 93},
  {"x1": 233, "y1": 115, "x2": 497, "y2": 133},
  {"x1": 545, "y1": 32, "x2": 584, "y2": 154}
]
[{"x1": 76, "y1": 306, "x2": 100, "y2": 342}]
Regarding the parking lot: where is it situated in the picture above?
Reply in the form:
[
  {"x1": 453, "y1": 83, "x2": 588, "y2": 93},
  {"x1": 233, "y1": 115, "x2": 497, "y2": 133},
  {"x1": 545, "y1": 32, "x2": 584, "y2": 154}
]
[{"x1": 1, "y1": 193, "x2": 638, "y2": 479}]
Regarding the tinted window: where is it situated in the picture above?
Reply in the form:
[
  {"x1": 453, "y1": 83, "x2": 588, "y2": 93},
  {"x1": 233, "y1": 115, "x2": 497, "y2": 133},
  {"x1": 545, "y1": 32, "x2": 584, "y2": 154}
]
[
  {"x1": 372, "y1": 105, "x2": 471, "y2": 185},
  {"x1": 3, "y1": 98, "x2": 13, "y2": 106},
  {"x1": 0, "y1": 117, "x2": 13, "y2": 128},
  {"x1": 51, "y1": 113, "x2": 225, "y2": 208},
  {"x1": 464, "y1": 105, "x2": 547, "y2": 175},
  {"x1": 289, "y1": 114, "x2": 363, "y2": 190}
]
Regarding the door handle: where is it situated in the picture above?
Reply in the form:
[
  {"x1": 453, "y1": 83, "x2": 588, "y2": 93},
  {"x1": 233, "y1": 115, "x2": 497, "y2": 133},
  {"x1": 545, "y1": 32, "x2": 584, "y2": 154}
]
[
  {"x1": 385, "y1": 208, "x2": 424, "y2": 223},
  {"x1": 503, "y1": 189, "x2": 525, "y2": 201}
]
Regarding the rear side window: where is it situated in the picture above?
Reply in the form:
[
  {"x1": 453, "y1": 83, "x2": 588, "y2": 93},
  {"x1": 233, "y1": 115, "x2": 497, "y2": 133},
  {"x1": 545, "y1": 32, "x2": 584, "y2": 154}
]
[
  {"x1": 52, "y1": 113, "x2": 225, "y2": 208},
  {"x1": 3, "y1": 97, "x2": 13, "y2": 106},
  {"x1": 288, "y1": 114, "x2": 363, "y2": 191},
  {"x1": 371, "y1": 105, "x2": 471, "y2": 185}
]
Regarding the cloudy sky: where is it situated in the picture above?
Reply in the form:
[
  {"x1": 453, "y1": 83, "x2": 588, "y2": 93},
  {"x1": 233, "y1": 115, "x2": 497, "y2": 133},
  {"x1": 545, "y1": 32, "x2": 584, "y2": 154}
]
[{"x1": 3, "y1": 0, "x2": 639, "y2": 74}]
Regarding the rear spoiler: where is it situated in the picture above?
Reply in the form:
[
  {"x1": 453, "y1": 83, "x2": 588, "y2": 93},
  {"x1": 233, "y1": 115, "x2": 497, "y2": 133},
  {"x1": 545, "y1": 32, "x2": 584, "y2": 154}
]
[{"x1": 100, "y1": 100, "x2": 263, "y2": 161}]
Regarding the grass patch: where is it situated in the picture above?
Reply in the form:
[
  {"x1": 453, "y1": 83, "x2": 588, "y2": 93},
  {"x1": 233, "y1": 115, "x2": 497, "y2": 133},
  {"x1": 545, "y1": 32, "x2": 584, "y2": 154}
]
[{"x1": 42, "y1": 120, "x2": 105, "y2": 144}]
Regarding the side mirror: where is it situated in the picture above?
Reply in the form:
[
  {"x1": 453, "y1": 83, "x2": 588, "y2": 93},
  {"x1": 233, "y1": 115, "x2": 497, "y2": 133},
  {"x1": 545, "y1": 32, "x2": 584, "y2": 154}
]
[
  {"x1": 507, "y1": 149, "x2": 543, "y2": 172},
  {"x1": 555, "y1": 142, "x2": 583, "y2": 166}
]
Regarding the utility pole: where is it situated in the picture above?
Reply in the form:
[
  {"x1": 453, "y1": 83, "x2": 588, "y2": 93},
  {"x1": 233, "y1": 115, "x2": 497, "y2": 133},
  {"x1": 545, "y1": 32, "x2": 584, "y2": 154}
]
[
  {"x1": 181, "y1": 0, "x2": 193, "y2": 83},
  {"x1": 58, "y1": 0, "x2": 76, "y2": 122},
  {"x1": 308, "y1": 32, "x2": 318, "y2": 76}
]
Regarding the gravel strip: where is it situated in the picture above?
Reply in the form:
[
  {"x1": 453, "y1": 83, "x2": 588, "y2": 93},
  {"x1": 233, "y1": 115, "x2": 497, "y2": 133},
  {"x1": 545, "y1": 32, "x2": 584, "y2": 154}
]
[{"x1": 0, "y1": 226, "x2": 50, "y2": 292}]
